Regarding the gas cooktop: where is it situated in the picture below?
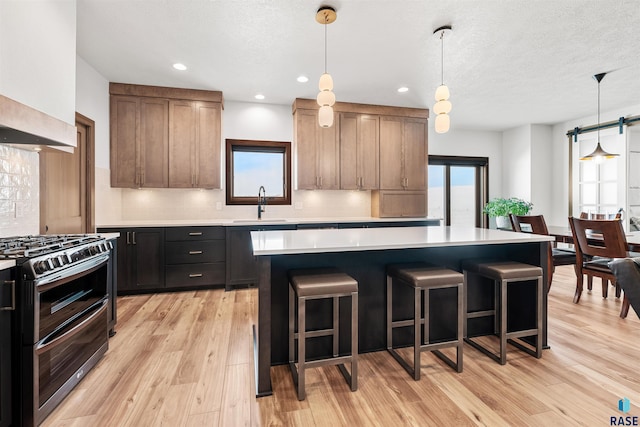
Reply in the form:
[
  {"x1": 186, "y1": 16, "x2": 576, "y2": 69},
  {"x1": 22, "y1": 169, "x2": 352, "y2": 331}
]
[{"x1": 0, "y1": 234, "x2": 105, "y2": 259}]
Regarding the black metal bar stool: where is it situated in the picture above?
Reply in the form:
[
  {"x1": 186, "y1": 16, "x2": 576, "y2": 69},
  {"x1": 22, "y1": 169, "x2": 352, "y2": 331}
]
[
  {"x1": 288, "y1": 268, "x2": 358, "y2": 401},
  {"x1": 386, "y1": 263, "x2": 464, "y2": 380},
  {"x1": 462, "y1": 260, "x2": 543, "y2": 365}
]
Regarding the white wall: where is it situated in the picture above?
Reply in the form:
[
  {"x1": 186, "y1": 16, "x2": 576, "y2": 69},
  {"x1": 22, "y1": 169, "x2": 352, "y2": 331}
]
[
  {"x1": 502, "y1": 125, "x2": 531, "y2": 201},
  {"x1": 0, "y1": 0, "x2": 77, "y2": 125},
  {"x1": 530, "y1": 125, "x2": 552, "y2": 217},
  {"x1": 76, "y1": 56, "x2": 122, "y2": 226},
  {"x1": 429, "y1": 128, "x2": 503, "y2": 199}
]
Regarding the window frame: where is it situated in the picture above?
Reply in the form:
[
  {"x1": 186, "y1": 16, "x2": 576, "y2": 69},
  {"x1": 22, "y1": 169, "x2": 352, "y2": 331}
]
[{"x1": 225, "y1": 138, "x2": 292, "y2": 205}]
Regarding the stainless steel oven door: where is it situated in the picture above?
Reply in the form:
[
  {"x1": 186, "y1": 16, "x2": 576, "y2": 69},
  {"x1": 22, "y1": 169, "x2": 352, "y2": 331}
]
[
  {"x1": 34, "y1": 298, "x2": 108, "y2": 424},
  {"x1": 34, "y1": 254, "x2": 109, "y2": 342}
]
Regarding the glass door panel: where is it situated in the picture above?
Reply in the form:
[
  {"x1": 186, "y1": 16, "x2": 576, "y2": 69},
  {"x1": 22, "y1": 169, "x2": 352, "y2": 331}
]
[{"x1": 450, "y1": 166, "x2": 476, "y2": 226}]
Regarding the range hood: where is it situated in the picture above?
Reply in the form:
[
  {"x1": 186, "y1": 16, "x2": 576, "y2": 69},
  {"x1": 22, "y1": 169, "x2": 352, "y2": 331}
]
[{"x1": 0, "y1": 94, "x2": 76, "y2": 150}]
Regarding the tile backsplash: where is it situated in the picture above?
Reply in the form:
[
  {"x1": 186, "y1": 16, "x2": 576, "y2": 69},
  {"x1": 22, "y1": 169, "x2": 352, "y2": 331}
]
[{"x1": 0, "y1": 145, "x2": 39, "y2": 236}]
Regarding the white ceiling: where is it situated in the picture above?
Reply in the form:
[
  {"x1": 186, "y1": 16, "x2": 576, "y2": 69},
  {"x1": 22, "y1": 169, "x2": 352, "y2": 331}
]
[{"x1": 77, "y1": 0, "x2": 640, "y2": 132}]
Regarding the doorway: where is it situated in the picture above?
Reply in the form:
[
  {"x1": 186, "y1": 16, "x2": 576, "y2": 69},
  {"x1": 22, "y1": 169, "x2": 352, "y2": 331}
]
[
  {"x1": 428, "y1": 155, "x2": 488, "y2": 227},
  {"x1": 39, "y1": 113, "x2": 95, "y2": 234}
]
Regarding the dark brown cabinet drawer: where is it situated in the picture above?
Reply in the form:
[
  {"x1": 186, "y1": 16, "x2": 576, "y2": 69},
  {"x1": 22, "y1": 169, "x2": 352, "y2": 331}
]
[
  {"x1": 165, "y1": 241, "x2": 225, "y2": 264},
  {"x1": 165, "y1": 227, "x2": 225, "y2": 241},
  {"x1": 165, "y1": 263, "x2": 225, "y2": 288}
]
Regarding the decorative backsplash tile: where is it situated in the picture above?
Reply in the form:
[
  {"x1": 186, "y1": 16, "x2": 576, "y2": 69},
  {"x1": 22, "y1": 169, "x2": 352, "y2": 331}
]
[{"x1": 0, "y1": 145, "x2": 39, "y2": 236}]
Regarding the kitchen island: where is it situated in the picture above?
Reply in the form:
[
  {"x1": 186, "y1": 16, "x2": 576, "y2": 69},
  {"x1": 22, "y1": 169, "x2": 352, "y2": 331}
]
[{"x1": 250, "y1": 225, "x2": 554, "y2": 396}]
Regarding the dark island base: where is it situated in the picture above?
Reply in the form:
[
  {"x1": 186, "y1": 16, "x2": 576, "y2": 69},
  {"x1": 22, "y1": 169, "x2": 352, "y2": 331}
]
[{"x1": 257, "y1": 241, "x2": 548, "y2": 396}]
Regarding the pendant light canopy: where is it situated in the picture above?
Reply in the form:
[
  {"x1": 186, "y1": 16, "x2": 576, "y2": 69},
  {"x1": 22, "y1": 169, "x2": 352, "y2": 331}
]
[
  {"x1": 580, "y1": 73, "x2": 619, "y2": 162},
  {"x1": 316, "y1": 6, "x2": 337, "y2": 128},
  {"x1": 433, "y1": 25, "x2": 452, "y2": 134}
]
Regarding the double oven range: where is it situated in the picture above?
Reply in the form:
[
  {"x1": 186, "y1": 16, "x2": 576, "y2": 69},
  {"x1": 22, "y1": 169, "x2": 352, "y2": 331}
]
[{"x1": 0, "y1": 234, "x2": 114, "y2": 426}]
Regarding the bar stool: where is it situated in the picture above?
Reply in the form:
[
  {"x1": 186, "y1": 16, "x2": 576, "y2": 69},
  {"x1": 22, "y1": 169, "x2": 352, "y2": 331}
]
[
  {"x1": 386, "y1": 263, "x2": 464, "y2": 380},
  {"x1": 462, "y1": 260, "x2": 543, "y2": 365},
  {"x1": 288, "y1": 268, "x2": 358, "y2": 401}
]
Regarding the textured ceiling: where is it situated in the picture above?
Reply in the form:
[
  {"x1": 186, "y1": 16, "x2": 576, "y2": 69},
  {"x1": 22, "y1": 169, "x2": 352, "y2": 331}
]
[{"x1": 77, "y1": 0, "x2": 640, "y2": 131}]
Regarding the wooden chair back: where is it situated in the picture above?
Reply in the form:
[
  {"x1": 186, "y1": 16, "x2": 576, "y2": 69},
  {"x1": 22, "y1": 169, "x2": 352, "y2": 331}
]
[
  {"x1": 510, "y1": 214, "x2": 550, "y2": 235},
  {"x1": 568, "y1": 217, "x2": 628, "y2": 259},
  {"x1": 579, "y1": 211, "x2": 622, "y2": 220}
]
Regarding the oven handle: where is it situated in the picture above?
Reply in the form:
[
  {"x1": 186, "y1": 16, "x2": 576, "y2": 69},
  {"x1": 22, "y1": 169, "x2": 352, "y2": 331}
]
[
  {"x1": 35, "y1": 299, "x2": 107, "y2": 355},
  {"x1": 34, "y1": 254, "x2": 109, "y2": 291}
]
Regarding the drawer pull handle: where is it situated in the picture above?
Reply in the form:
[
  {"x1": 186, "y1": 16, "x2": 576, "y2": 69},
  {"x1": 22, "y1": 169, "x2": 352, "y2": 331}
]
[
  {"x1": 189, "y1": 250, "x2": 203, "y2": 255},
  {"x1": 188, "y1": 232, "x2": 203, "y2": 236},
  {"x1": 189, "y1": 273, "x2": 203, "y2": 278},
  {"x1": 0, "y1": 280, "x2": 15, "y2": 311}
]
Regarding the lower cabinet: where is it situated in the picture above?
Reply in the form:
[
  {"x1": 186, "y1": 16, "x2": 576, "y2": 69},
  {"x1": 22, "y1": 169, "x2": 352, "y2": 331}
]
[
  {"x1": 165, "y1": 227, "x2": 226, "y2": 288},
  {"x1": 0, "y1": 269, "x2": 13, "y2": 427},
  {"x1": 226, "y1": 225, "x2": 296, "y2": 290},
  {"x1": 98, "y1": 227, "x2": 226, "y2": 294}
]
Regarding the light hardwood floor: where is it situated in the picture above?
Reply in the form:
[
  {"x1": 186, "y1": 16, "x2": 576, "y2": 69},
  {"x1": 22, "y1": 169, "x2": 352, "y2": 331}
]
[{"x1": 43, "y1": 265, "x2": 640, "y2": 426}]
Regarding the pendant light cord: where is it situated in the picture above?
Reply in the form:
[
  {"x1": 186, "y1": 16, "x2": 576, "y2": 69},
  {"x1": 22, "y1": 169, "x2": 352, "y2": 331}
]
[
  {"x1": 324, "y1": 18, "x2": 328, "y2": 74},
  {"x1": 597, "y1": 78, "x2": 601, "y2": 142},
  {"x1": 440, "y1": 31, "x2": 445, "y2": 85}
]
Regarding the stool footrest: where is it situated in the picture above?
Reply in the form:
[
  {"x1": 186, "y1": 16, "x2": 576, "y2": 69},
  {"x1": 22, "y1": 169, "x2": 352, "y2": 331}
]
[
  {"x1": 294, "y1": 328, "x2": 336, "y2": 339},
  {"x1": 506, "y1": 328, "x2": 539, "y2": 340},
  {"x1": 391, "y1": 318, "x2": 424, "y2": 328},
  {"x1": 467, "y1": 309, "x2": 495, "y2": 319}
]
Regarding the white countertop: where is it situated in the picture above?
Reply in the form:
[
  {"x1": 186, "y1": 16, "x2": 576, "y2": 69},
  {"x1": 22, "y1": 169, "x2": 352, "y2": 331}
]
[
  {"x1": 250, "y1": 225, "x2": 555, "y2": 256},
  {"x1": 0, "y1": 260, "x2": 15, "y2": 270},
  {"x1": 97, "y1": 217, "x2": 440, "y2": 228}
]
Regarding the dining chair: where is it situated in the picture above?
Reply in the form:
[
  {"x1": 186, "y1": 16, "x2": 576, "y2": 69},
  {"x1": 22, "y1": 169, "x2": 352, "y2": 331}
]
[
  {"x1": 510, "y1": 214, "x2": 576, "y2": 293},
  {"x1": 579, "y1": 211, "x2": 622, "y2": 220},
  {"x1": 568, "y1": 216, "x2": 630, "y2": 318}
]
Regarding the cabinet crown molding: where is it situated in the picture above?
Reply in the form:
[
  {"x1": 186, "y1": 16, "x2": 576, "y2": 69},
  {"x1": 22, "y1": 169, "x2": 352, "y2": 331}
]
[
  {"x1": 292, "y1": 98, "x2": 428, "y2": 119},
  {"x1": 110, "y1": 83, "x2": 223, "y2": 106}
]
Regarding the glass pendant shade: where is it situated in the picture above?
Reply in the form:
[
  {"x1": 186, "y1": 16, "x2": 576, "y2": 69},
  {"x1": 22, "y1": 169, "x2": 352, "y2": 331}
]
[
  {"x1": 434, "y1": 84, "x2": 450, "y2": 101},
  {"x1": 434, "y1": 114, "x2": 450, "y2": 133},
  {"x1": 318, "y1": 105, "x2": 334, "y2": 128},
  {"x1": 319, "y1": 73, "x2": 333, "y2": 91},
  {"x1": 433, "y1": 100, "x2": 452, "y2": 115},
  {"x1": 317, "y1": 90, "x2": 336, "y2": 107}
]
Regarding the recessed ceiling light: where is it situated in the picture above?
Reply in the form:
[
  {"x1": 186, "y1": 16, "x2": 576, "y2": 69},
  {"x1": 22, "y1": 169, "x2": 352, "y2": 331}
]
[
  {"x1": 397, "y1": 86, "x2": 409, "y2": 93},
  {"x1": 173, "y1": 63, "x2": 187, "y2": 71},
  {"x1": 255, "y1": 94, "x2": 265, "y2": 100},
  {"x1": 297, "y1": 75, "x2": 309, "y2": 83}
]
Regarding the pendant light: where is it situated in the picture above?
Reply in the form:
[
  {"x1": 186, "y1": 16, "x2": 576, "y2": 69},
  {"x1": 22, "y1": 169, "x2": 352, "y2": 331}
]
[
  {"x1": 433, "y1": 25, "x2": 452, "y2": 133},
  {"x1": 580, "y1": 73, "x2": 619, "y2": 162},
  {"x1": 316, "y1": 6, "x2": 337, "y2": 128}
]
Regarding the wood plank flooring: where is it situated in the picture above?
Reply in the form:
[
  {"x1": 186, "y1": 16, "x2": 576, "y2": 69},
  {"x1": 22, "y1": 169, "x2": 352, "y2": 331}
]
[{"x1": 43, "y1": 265, "x2": 640, "y2": 426}]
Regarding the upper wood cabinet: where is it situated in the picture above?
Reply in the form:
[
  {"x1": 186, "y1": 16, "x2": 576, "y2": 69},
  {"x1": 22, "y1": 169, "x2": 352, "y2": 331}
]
[
  {"x1": 339, "y1": 113, "x2": 379, "y2": 190},
  {"x1": 110, "y1": 83, "x2": 223, "y2": 189},
  {"x1": 294, "y1": 108, "x2": 340, "y2": 190},
  {"x1": 379, "y1": 116, "x2": 427, "y2": 190},
  {"x1": 169, "y1": 100, "x2": 222, "y2": 188}
]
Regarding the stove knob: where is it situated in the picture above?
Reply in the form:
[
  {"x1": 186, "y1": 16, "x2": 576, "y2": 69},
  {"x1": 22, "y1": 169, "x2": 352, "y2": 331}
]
[{"x1": 34, "y1": 260, "x2": 50, "y2": 274}]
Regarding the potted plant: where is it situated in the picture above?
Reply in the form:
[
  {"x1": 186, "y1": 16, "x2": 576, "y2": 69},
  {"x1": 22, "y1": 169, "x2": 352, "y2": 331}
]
[{"x1": 483, "y1": 197, "x2": 533, "y2": 229}]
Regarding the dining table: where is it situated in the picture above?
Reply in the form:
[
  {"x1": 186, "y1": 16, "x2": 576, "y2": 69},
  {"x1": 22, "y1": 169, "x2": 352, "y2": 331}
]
[{"x1": 547, "y1": 225, "x2": 640, "y2": 252}]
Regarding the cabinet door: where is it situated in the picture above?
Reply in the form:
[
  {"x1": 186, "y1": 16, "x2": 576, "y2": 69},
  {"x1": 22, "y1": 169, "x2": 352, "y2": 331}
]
[
  {"x1": 132, "y1": 228, "x2": 165, "y2": 289},
  {"x1": 0, "y1": 271, "x2": 12, "y2": 427},
  {"x1": 139, "y1": 98, "x2": 169, "y2": 188},
  {"x1": 358, "y1": 114, "x2": 380, "y2": 190},
  {"x1": 317, "y1": 118, "x2": 340, "y2": 190},
  {"x1": 169, "y1": 100, "x2": 196, "y2": 188},
  {"x1": 110, "y1": 96, "x2": 139, "y2": 187},
  {"x1": 226, "y1": 228, "x2": 259, "y2": 287},
  {"x1": 195, "y1": 102, "x2": 222, "y2": 189},
  {"x1": 295, "y1": 109, "x2": 319, "y2": 190},
  {"x1": 379, "y1": 116, "x2": 404, "y2": 190},
  {"x1": 339, "y1": 113, "x2": 358, "y2": 190},
  {"x1": 403, "y1": 118, "x2": 427, "y2": 190}
]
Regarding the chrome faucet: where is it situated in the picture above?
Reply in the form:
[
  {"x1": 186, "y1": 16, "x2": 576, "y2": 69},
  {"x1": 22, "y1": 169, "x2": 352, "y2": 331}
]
[{"x1": 258, "y1": 186, "x2": 266, "y2": 219}]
